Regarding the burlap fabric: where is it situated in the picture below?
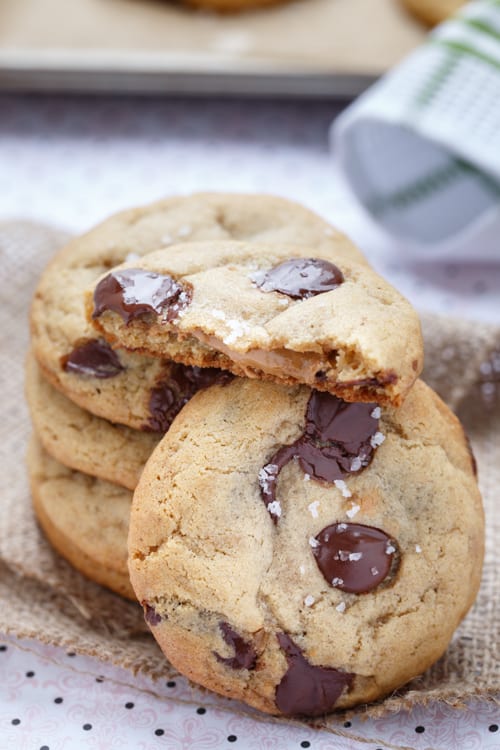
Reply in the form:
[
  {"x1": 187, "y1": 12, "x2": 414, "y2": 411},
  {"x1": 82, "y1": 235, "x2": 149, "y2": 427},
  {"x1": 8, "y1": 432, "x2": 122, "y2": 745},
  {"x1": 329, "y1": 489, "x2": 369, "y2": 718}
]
[{"x1": 0, "y1": 222, "x2": 499, "y2": 724}]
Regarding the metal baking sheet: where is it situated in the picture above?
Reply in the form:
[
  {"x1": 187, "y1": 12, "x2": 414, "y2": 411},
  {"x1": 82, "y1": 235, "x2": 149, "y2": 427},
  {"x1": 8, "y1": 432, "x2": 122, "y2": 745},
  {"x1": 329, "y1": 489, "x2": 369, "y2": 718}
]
[{"x1": 0, "y1": 0, "x2": 426, "y2": 97}]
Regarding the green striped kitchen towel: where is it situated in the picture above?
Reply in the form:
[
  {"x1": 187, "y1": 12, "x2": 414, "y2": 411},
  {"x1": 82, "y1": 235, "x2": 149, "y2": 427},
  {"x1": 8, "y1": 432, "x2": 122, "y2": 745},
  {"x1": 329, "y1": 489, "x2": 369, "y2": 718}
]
[{"x1": 333, "y1": 0, "x2": 500, "y2": 259}]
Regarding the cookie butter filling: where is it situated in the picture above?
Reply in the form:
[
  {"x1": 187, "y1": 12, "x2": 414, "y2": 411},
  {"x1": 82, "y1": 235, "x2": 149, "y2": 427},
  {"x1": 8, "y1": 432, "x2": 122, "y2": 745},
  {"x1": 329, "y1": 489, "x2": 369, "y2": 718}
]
[
  {"x1": 259, "y1": 391, "x2": 380, "y2": 522},
  {"x1": 275, "y1": 633, "x2": 354, "y2": 716},
  {"x1": 192, "y1": 329, "x2": 336, "y2": 382}
]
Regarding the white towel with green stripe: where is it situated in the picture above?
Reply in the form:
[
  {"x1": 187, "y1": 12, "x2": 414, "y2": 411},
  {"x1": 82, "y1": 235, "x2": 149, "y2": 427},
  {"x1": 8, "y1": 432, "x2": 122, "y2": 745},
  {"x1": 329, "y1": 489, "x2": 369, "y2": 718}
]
[{"x1": 333, "y1": 0, "x2": 500, "y2": 259}]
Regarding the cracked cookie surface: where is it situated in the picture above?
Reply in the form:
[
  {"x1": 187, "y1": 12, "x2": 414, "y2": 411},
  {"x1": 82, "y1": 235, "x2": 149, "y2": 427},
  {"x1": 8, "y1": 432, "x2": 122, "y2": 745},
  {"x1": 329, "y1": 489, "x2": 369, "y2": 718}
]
[
  {"x1": 31, "y1": 193, "x2": 363, "y2": 429},
  {"x1": 88, "y1": 240, "x2": 423, "y2": 406},
  {"x1": 128, "y1": 378, "x2": 483, "y2": 715},
  {"x1": 28, "y1": 437, "x2": 134, "y2": 599}
]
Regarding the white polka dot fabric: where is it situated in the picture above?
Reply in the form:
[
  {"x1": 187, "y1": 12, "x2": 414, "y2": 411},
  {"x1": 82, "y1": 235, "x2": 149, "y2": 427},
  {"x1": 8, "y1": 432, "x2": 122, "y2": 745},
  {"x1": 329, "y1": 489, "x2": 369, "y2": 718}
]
[{"x1": 1, "y1": 638, "x2": 499, "y2": 750}]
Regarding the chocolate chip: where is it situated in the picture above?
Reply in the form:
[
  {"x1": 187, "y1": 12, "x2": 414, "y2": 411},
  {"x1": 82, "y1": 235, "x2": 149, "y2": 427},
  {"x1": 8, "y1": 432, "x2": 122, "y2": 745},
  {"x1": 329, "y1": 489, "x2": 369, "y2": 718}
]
[
  {"x1": 93, "y1": 268, "x2": 190, "y2": 324},
  {"x1": 146, "y1": 364, "x2": 233, "y2": 433},
  {"x1": 312, "y1": 523, "x2": 397, "y2": 594},
  {"x1": 147, "y1": 381, "x2": 179, "y2": 433},
  {"x1": 259, "y1": 392, "x2": 379, "y2": 521},
  {"x1": 275, "y1": 633, "x2": 354, "y2": 716},
  {"x1": 214, "y1": 622, "x2": 257, "y2": 671},
  {"x1": 62, "y1": 339, "x2": 124, "y2": 379},
  {"x1": 254, "y1": 258, "x2": 344, "y2": 300},
  {"x1": 143, "y1": 602, "x2": 162, "y2": 626}
]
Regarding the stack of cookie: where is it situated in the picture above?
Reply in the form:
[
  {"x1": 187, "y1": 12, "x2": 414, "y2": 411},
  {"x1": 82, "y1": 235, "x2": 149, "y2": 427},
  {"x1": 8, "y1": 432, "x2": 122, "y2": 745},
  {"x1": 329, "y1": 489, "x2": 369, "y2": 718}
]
[
  {"x1": 27, "y1": 193, "x2": 483, "y2": 716},
  {"x1": 27, "y1": 194, "x2": 346, "y2": 599}
]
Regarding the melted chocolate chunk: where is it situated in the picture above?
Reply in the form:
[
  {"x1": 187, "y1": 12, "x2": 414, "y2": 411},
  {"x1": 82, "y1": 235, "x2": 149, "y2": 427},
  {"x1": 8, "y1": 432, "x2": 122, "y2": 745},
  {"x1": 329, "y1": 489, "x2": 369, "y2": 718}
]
[
  {"x1": 93, "y1": 268, "x2": 190, "y2": 324},
  {"x1": 255, "y1": 258, "x2": 344, "y2": 300},
  {"x1": 275, "y1": 634, "x2": 354, "y2": 716},
  {"x1": 143, "y1": 602, "x2": 162, "y2": 626},
  {"x1": 146, "y1": 364, "x2": 233, "y2": 433},
  {"x1": 62, "y1": 339, "x2": 124, "y2": 379},
  {"x1": 259, "y1": 392, "x2": 379, "y2": 521},
  {"x1": 312, "y1": 523, "x2": 396, "y2": 594},
  {"x1": 214, "y1": 622, "x2": 257, "y2": 671}
]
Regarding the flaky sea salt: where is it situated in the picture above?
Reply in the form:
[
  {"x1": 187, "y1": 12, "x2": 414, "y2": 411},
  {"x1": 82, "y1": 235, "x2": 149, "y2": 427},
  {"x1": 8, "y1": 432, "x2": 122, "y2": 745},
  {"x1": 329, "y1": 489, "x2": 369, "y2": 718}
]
[
  {"x1": 370, "y1": 407, "x2": 381, "y2": 420},
  {"x1": 385, "y1": 543, "x2": 396, "y2": 555},
  {"x1": 299, "y1": 565, "x2": 306, "y2": 575},
  {"x1": 370, "y1": 432, "x2": 386, "y2": 449},
  {"x1": 309, "y1": 536, "x2": 319, "y2": 549},
  {"x1": 303, "y1": 473, "x2": 311, "y2": 482},
  {"x1": 223, "y1": 319, "x2": 252, "y2": 345},
  {"x1": 258, "y1": 465, "x2": 277, "y2": 494},
  {"x1": 337, "y1": 523, "x2": 348, "y2": 532},
  {"x1": 336, "y1": 550, "x2": 363, "y2": 562},
  {"x1": 125, "y1": 252, "x2": 140, "y2": 262},
  {"x1": 336, "y1": 601, "x2": 346, "y2": 613},
  {"x1": 176, "y1": 292, "x2": 189, "y2": 323},
  {"x1": 346, "y1": 504, "x2": 360, "y2": 519},
  {"x1": 350, "y1": 457, "x2": 362, "y2": 472},
  {"x1": 334, "y1": 479, "x2": 351, "y2": 498},
  {"x1": 415, "y1": 544, "x2": 422, "y2": 553},
  {"x1": 308, "y1": 501, "x2": 320, "y2": 519},
  {"x1": 371, "y1": 567, "x2": 379, "y2": 576},
  {"x1": 267, "y1": 501, "x2": 282, "y2": 518},
  {"x1": 332, "y1": 577, "x2": 344, "y2": 587},
  {"x1": 304, "y1": 595, "x2": 315, "y2": 607}
]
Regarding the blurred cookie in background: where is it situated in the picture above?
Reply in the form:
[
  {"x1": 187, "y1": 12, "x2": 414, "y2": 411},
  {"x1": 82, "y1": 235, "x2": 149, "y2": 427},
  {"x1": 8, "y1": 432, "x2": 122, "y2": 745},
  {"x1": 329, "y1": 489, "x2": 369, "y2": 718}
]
[
  {"x1": 400, "y1": 0, "x2": 467, "y2": 25},
  {"x1": 182, "y1": 0, "x2": 287, "y2": 11}
]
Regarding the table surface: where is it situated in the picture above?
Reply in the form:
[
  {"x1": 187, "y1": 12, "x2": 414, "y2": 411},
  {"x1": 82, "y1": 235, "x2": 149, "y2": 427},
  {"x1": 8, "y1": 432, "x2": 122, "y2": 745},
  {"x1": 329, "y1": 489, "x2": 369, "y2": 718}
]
[
  {"x1": 0, "y1": 0, "x2": 424, "y2": 97},
  {"x1": 1, "y1": 92, "x2": 499, "y2": 750}
]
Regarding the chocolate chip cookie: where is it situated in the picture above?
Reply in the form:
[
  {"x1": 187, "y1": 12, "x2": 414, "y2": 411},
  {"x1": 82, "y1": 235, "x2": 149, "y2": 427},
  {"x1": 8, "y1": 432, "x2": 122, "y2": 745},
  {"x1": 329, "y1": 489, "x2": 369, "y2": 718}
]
[
  {"x1": 88, "y1": 240, "x2": 423, "y2": 406},
  {"x1": 129, "y1": 378, "x2": 483, "y2": 715},
  {"x1": 31, "y1": 194, "x2": 363, "y2": 430},
  {"x1": 26, "y1": 352, "x2": 159, "y2": 490},
  {"x1": 28, "y1": 437, "x2": 134, "y2": 599}
]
